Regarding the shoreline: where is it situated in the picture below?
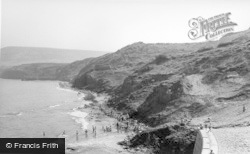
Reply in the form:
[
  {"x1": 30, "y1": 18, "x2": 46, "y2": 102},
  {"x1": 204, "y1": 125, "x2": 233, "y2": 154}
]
[
  {"x1": 59, "y1": 81, "x2": 198, "y2": 154},
  {"x1": 59, "y1": 82, "x2": 136, "y2": 154}
]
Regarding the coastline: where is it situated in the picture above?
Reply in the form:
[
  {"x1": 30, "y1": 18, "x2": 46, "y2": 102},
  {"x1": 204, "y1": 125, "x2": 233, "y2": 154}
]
[
  {"x1": 58, "y1": 82, "x2": 137, "y2": 154},
  {"x1": 59, "y1": 81, "x2": 197, "y2": 154}
]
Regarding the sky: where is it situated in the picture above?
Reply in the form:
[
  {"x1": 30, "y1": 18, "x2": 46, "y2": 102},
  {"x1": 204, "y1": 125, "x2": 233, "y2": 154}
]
[{"x1": 1, "y1": 0, "x2": 250, "y2": 52}]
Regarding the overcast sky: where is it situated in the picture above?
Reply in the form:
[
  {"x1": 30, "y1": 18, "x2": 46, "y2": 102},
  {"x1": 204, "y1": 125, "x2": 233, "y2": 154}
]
[{"x1": 1, "y1": 0, "x2": 250, "y2": 52}]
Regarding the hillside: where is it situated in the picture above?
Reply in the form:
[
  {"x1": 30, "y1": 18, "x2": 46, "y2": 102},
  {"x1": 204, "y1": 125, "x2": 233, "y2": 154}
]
[
  {"x1": 70, "y1": 30, "x2": 250, "y2": 153},
  {"x1": 0, "y1": 46, "x2": 107, "y2": 66},
  {"x1": 0, "y1": 58, "x2": 95, "y2": 81},
  {"x1": 72, "y1": 29, "x2": 250, "y2": 127},
  {"x1": 1, "y1": 29, "x2": 250, "y2": 153},
  {"x1": 2, "y1": 29, "x2": 250, "y2": 127}
]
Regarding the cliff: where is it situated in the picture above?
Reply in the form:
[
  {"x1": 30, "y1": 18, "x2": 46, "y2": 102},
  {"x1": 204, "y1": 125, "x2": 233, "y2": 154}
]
[
  {"x1": 2, "y1": 29, "x2": 250, "y2": 153},
  {"x1": 73, "y1": 29, "x2": 250, "y2": 127}
]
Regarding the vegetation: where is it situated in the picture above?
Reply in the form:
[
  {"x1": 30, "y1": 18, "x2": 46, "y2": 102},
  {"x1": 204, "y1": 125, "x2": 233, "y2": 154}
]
[
  {"x1": 83, "y1": 92, "x2": 97, "y2": 103},
  {"x1": 154, "y1": 55, "x2": 169, "y2": 65}
]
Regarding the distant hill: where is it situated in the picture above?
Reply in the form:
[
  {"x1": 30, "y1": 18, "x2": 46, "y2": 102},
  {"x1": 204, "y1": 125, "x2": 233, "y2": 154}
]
[
  {"x1": 0, "y1": 46, "x2": 107, "y2": 66},
  {"x1": 0, "y1": 57, "x2": 97, "y2": 81}
]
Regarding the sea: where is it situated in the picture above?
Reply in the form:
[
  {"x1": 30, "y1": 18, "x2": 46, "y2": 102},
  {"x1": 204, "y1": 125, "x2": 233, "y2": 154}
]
[{"x1": 0, "y1": 78, "x2": 89, "y2": 139}]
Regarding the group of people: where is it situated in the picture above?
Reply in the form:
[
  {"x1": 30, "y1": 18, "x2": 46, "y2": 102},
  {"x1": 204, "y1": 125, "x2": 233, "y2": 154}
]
[
  {"x1": 101, "y1": 108, "x2": 145, "y2": 133},
  {"x1": 199, "y1": 118, "x2": 212, "y2": 131},
  {"x1": 56, "y1": 106, "x2": 145, "y2": 141},
  {"x1": 102, "y1": 125, "x2": 112, "y2": 132}
]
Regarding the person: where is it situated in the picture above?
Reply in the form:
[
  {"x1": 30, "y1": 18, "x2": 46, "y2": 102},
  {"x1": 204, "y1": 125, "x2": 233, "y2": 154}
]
[
  {"x1": 243, "y1": 105, "x2": 246, "y2": 113},
  {"x1": 85, "y1": 129, "x2": 88, "y2": 138},
  {"x1": 106, "y1": 126, "x2": 109, "y2": 132},
  {"x1": 93, "y1": 129, "x2": 96, "y2": 138},
  {"x1": 210, "y1": 150, "x2": 215, "y2": 154},
  {"x1": 208, "y1": 124, "x2": 212, "y2": 131},
  {"x1": 204, "y1": 123, "x2": 208, "y2": 129},
  {"x1": 76, "y1": 130, "x2": 79, "y2": 141},
  {"x1": 62, "y1": 130, "x2": 65, "y2": 135},
  {"x1": 125, "y1": 126, "x2": 128, "y2": 133},
  {"x1": 102, "y1": 126, "x2": 105, "y2": 133},
  {"x1": 199, "y1": 124, "x2": 203, "y2": 130},
  {"x1": 43, "y1": 131, "x2": 45, "y2": 137},
  {"x1": 116, "y1": 122, "x2": 119, "y2": 132}
]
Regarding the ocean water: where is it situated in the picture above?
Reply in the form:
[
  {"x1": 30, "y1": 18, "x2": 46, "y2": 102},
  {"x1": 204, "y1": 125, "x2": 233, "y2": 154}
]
[{"x1": 0, "y1": 79, "x2": 89, "y2": 139}]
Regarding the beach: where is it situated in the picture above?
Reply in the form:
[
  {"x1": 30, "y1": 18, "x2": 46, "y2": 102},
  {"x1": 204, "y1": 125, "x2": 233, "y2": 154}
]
[{"x1": 64, "y1": 91, "x2": 143, "y2": 154}]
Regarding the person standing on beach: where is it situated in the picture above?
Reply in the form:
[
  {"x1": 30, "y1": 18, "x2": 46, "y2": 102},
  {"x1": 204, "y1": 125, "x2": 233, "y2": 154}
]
[
  {"x1": 85, "y1": 129, "x2": 88, "y2": 138},
  {"x1": 106, "y1": 126, "x2": 109, "y2": 132},
  {"x1": 76, "y1": 130, "x2": 79, "y2": 141},
  {"x1": 93, "y1": 129, "x2": 96, "y2": 138},
  {"x1": 199, "y1": 124, "x2": 203, "y2": 130},
  {"x1": 116, "y1": 122, "x2": 119, "y2": 133}
]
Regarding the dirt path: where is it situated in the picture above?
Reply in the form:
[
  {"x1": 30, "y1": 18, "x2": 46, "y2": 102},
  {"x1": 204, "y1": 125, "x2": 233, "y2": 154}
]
[{"x1": 213, "y1": 127, "x2": 250, "y2": 154}]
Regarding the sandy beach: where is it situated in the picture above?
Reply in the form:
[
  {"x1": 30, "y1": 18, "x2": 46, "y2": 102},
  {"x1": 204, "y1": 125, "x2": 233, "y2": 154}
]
[{"x1": 64, "y1": 92, "x2": 140, "y2": 154}]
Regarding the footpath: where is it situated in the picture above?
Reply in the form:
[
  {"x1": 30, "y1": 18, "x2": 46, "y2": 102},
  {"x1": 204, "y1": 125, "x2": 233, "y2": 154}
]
[{"x1": 193, "y1": 128, "x2": 218, "y2": 154}]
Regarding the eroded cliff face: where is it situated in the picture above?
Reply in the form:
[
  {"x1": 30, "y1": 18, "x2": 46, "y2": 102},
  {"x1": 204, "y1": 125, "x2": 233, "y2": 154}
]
[{"x1": 72, "y1": 29, "x2": 250, "y2": 128}]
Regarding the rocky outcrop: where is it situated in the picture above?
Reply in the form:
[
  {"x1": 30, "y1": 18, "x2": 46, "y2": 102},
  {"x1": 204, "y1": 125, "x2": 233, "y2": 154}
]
[{"x1": 120, "y1": 124, "x2": 197, "y2": 154}]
